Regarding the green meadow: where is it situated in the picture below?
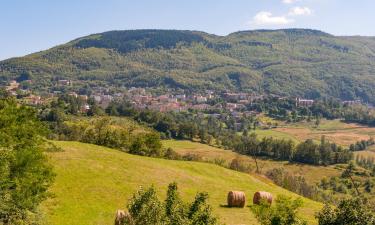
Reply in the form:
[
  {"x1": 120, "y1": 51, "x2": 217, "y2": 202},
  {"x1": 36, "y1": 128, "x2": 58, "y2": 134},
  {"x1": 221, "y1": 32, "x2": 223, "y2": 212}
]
[{"x1": 41, "y1": 141, "x2": 322, "y2": 225}]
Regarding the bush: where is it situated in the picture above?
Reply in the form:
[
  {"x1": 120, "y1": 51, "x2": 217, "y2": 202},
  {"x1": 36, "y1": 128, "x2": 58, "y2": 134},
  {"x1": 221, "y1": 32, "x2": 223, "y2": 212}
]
[
  {"x1": 251, "y1": 195, "x2": 306, "y2": 225},
  {"x1": 119, "y1": 183, "x2": 218, "y2": 225},
  {"x1": 129, "y1": 133, "x2": 164, "y2": 157},
  {"x1": 316, "y1": 198, "x2": 375, "y2": 225},
  {"x1": 229, "y1": 157, "x2": 253, "y2": 173},
  {"x1": 0, "y1": 99, "x2": 55, "y2": 224}
]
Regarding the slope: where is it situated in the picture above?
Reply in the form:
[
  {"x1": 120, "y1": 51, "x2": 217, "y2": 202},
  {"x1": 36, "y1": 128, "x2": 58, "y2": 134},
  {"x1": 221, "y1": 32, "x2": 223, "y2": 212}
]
[
  {"x1": 163, "y1": 140, "x2": 340, "y2": 184},
  {"x1": 41, "y1": 141, "x2": 322, "y2": 225},
  {"x1": 2, "y1": 29, "x2": 375, "y2": 103}
]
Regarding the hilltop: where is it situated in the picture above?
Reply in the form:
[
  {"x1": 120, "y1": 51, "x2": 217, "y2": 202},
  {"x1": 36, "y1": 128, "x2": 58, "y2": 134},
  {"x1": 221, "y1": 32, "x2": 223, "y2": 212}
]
[
  {"x1": 1, "y1": 29, "x2": 375, "y2": 103},
  {"x1": 41, "y1": 141, "x2": 322, "y2": 225}
]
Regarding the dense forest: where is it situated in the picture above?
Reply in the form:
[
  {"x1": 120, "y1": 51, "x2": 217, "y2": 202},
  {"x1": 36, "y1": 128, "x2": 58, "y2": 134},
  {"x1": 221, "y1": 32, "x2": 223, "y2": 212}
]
[{"x1": 2, "y1": 29, "x2": 375, "y2": 103}]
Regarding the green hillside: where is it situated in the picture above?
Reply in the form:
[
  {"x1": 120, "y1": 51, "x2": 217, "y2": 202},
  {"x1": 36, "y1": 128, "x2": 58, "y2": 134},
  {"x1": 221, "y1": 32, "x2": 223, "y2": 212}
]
[
  {"x1": 41, "y1": 141, "x2": 322, "y2": 225},
  {"x1": 2, "y1": 29, "x2": 375, "y2": 103}
]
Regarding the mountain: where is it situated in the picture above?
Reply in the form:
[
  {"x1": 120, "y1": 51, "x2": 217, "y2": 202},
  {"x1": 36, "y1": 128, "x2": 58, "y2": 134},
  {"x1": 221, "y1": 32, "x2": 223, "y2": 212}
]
[{"x1": 1, "y1": 29, "x2": 375, "y2": 103}]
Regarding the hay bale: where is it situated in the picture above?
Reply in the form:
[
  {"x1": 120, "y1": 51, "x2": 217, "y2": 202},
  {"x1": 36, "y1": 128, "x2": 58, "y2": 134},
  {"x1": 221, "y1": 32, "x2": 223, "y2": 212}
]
[
  {"x1": 227, "y1": 191, "x2": 246, "y2": 207},
  {"x1": 253, "y1": 191, "x2": 273, "y2": 205},
  {"x1": 114, "y1": 209, "x2": 133, "y2": 225}
]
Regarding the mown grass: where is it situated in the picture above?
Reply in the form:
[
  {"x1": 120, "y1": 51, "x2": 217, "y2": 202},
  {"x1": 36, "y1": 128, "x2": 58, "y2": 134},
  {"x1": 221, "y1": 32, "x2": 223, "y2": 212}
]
[
  {"x1": 41, "y1": 141, "x2": 322, "y2": 225},
  {"x1": 252, "y1": 129, "x2": 299, "y2": 143}
]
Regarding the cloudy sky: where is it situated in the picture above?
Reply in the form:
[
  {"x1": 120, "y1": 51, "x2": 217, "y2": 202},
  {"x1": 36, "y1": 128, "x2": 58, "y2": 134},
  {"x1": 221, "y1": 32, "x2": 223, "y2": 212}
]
[{"x1": 0, "y1": 0, "x2": 374, "y2": 60}]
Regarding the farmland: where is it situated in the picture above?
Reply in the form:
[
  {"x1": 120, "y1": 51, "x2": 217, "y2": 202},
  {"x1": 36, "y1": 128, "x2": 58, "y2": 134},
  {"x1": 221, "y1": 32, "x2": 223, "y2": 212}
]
[
  {"x1": 40, "y1": 141, "x2": 322, "y2": 225},
  {"x1": 163, "y1": 140, "x2": 341, "y2": 184},
  {"x1": 255, "y1": 119, "x2": 375, "y2": 146}
]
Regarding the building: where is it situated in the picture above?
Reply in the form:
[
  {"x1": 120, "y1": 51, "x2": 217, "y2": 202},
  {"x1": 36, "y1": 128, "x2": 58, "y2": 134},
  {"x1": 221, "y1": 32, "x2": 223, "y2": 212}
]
[
  {"x1": 6, "y1": 80, "x2": 19, "y2": 91},
  {"x1": 342, "y1": 100, "x2": 361, "y2": 106},
  {"x1": 296, "y1": 98, "x2": 314, "y2": 107},
  {"x1": 195, "y1": 96, "x2": 207, "y2": 103},
  {"x1": 57, "y1": 80, "x2": 72, "y2": 86}
]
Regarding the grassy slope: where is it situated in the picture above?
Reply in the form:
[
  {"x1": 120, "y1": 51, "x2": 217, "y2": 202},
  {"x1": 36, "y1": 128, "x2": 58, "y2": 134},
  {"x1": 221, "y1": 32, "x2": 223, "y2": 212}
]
[
  {"x1": 41, "y1": 141, "x2": 322, "y2": 225},
  {"x1": 163, "y1": 140, "x2": 340, "y2": 184}
]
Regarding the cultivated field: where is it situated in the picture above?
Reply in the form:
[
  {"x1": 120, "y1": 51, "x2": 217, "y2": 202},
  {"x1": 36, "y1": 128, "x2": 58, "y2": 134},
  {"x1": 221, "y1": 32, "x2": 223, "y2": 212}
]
[
  {"x1": 256, "y1": 119, "x2": 375, "y2": 146},
  {"x1": 354, "y1": 145, "x2": 375, "y2": 159},
  {"x1": 41, "y1": 141, "x2": 322, "y2": 225}
]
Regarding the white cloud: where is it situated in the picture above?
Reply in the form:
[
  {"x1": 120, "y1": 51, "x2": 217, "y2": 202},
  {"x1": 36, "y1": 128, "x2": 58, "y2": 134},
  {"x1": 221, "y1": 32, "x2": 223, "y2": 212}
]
[
  {"x1": 288, "y1": 6, "x2": 312, "y2": 16},
  {"x1": 282, "y1": 0, "x2": 299, "y2": 4},
  {"x1": 252, "y1": 11, "x2": 294, "y2": 26}
]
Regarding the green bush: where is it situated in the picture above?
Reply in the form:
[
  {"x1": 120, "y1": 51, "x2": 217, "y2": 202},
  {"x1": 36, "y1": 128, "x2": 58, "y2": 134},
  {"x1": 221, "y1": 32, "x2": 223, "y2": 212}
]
[
  {"x1": 119, "y1": 183, "x2": 218, "y2": 225},
  {"x1": 0, "y1": 99, "x2": 55, "y2": 224},
  {"x1": 251, "y1": 195, "x2": 306, "y2": 225}
]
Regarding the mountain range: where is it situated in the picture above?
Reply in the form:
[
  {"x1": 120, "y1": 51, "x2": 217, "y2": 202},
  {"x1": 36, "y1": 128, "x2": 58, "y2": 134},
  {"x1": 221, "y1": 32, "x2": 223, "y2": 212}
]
[{"x1": 1, "y1": 29, "x2": 375, "y2": 103}]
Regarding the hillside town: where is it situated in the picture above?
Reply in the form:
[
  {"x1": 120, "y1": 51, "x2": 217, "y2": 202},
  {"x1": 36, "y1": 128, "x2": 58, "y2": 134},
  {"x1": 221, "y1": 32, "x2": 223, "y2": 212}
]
[{"x1": 3, "y1": 79, "x2": 371, "y2": 113}]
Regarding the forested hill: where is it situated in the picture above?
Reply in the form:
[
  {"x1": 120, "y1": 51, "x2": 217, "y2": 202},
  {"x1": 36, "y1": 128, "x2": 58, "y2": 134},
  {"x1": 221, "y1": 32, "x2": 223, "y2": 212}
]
[{"x1": 2, "y1": 29, "x2": 375, "y2": 103}]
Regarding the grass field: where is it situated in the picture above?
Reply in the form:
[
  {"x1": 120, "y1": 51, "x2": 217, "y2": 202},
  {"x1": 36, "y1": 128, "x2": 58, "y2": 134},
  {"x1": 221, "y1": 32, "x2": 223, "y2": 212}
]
[
  {"x1": 41, "y1": 141, "x2": 322, "y2": 225},
  {"x1": 252, "y1": 129, "x2": 299, "y2": 143},
  {"x1": 163, "y1": 140, "x2": 341, "y2": 184},
  {"x1": 255, "y1": 119, "x2": 375, "y2": 146}
]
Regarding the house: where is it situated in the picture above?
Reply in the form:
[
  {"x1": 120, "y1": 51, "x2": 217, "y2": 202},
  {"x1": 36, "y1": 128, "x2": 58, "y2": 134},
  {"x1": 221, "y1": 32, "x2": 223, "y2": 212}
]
[
  {"x1": 23, "y1": 95, "x2": 42, "y2": 105},
  {"x1": 6, "y1": 80, "x2": 19, "y2": 91},
  {"x1": 296, "y1": 98, "x2": 314, "y2": 107},
  {"x1": 68, "y1": 92, "x2": 78, "y2": 98},
  {"x1": 195, "y1": 96, "x2": 207, "y2": 103},
  {"x1": 191, "y1": 104, "x2": 210, "y2": 110},
  {"x1": 157, "y1": 95, "x2": 170, "y2": 103},
  {"x1": 57, "y1": 80, "x2": 72, "y2": 86},
  {"x1": 175, "y1": 94, "x2": 186, "y2": 100},
  {"x1": 81, "y1": 104, "x2": 90, "y2": 112},
  {"x1": 79, "y1": 95, "x2": 88, "y2": 101},
  {"x1": 342, "y1": 100, "x2": 361, "y2": 106}
]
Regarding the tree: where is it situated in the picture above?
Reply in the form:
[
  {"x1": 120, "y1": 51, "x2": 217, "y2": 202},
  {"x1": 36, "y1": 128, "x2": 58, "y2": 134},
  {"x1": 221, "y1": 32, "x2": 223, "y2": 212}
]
[
  {"x1": 315, "y1": 116, "x2": 321, "y2": 128},
  {"x1": 0, "y1": 99, "x2": 55, "y2": 224},
  {"x1": 121, "y1": 183, "x2": 218, "y2": 225},
  {"x1": 341, "y1": 162, "x2": 360, "y2": 196},
  {"x1": 364, "y1": 179, "x2": 373, "y2": 193},
  {"x1": 237, "y1": 133, "x2": 261, "y2": 173},
  {"x1": 126, "y1": 186, "x2": 165, "y2": 225},
  {"x1": 251, "y1": 195, "x2": 306, "y2": 225},
  {"x1": 316, "y1": 198, "x2": 375, "y2": 225}
]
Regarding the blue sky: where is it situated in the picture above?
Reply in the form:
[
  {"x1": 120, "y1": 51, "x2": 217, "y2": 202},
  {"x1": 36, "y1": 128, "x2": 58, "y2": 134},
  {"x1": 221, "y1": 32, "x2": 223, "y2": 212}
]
[{"x1": 1, "y1": 0, "x2": 374, "y2": 60}]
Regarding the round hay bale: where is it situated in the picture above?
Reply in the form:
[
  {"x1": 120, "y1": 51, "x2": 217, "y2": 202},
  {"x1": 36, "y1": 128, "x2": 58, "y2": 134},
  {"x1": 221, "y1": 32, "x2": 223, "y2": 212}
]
[
  {"x1": 114, "y1": 209, "x2": 133, "y2": 225},
  {"x1": 253, "y1": 191, "x2": 273, "y2": 205},
  {"x1": 227, "y1": 191, "x2": 246, "y2": 208}
]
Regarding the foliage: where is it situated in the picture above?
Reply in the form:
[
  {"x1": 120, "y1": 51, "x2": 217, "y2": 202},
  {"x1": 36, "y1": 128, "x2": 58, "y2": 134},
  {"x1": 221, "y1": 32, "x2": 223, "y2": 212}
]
[
  {"x1": 120, "y1": 183, "x2": 218, "y2": 225},
  {"x1": 266, "y1": 168, "x2": 319, "y2": 200},
  {"x1": 316, "y1": 198, "x2": 375, "y2": 225},
  {"x1": 251, "y1": 195, "x2": 306, "y2": 225},
  {"x1": 0, "y1": 99, "x2": 54, "y2": 224},
  {"x1": 3, "y1": 29, "x2": 375, "y2": 104}
]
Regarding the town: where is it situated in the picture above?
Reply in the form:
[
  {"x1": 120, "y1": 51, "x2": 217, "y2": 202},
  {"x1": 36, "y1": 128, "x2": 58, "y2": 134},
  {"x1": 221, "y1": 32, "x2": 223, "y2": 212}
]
[{"x1": 3, "y1": 79, "x2": 368, "y2": 115}]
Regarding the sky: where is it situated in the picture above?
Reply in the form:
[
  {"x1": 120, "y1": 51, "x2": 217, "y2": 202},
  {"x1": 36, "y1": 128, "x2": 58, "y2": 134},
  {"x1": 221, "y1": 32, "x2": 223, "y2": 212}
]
[{"x1": 1, "y1": 0, "x2": 375, "y2": 60}]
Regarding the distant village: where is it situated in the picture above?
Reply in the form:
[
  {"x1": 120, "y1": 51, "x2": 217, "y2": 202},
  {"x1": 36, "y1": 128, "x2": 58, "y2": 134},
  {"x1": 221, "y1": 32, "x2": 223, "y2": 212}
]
[{"x1": 3, "y1": 79, "x2": 369, "y2": 115}]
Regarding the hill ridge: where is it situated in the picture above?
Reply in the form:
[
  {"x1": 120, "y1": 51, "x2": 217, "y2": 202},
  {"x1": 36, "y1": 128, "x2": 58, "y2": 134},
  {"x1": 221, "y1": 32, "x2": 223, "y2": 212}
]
[{"x1": 1, "y1": 28, "x2": 375, "y2": 103}]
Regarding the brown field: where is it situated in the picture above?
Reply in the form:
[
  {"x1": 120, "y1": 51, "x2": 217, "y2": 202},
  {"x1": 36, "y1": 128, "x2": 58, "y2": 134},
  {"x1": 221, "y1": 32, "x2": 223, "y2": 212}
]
[
  {"x1": 163, "y1": 140, "x2": 341, "y2": 184},
  {"x1": 272, "y1": 119, "x2": 375, "y2": 146},
  {"x1": 354, "y1": 146, "x2": 375, "y2": 159}
]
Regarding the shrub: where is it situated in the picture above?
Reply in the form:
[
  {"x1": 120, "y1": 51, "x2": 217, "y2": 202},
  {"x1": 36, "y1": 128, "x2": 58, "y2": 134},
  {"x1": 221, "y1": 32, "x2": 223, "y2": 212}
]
[
  {"x1": 316, "y1": 198, "x2": 375, "y2": 225},
  {"x1": 119, "y1": 183, "x2": 218, "y2": 225},
  {"x1": 251, "y1": 195, "x2": 306, "y2": 225},
  {"x1": 229, "y1": 157, "x2": 253, "y2": 173},
  {"x1": 0, "y1": 99, "x2": 55, "y2": 224}
]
